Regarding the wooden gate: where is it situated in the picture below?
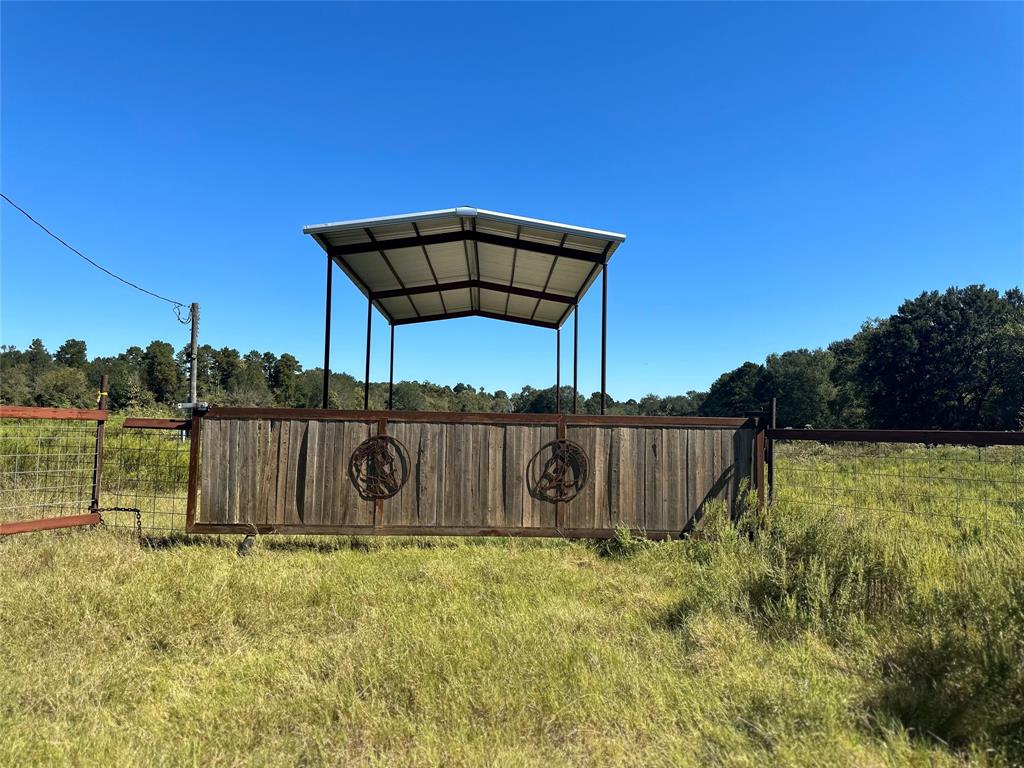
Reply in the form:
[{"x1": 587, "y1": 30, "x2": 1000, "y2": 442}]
[{"x1": 187, "y1": 408, "x2": 760, "y2": 539}]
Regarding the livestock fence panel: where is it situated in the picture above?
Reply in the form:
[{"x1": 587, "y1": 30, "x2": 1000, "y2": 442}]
[
  {"x1": 100, "y1": 418, "x2": 191, "y2": 535},
  {"x1": 190, "y1": 407, "x2": 762, "y2": 539},
  {"x1": 0, "y1": 406, "x2": 107, "y2": 535},
  {"x1": 766, "y1": 428, "x2": 1024, "y2": 540},
  {"x1": 0, "y1": 405, "x2": 193, "y2": 537}
]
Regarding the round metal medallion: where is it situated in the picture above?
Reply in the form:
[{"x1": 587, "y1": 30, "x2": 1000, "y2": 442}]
[
  {"x1": 527, "y1": 439, "x2": 590, "y2": 503},
  {"x1": 348, "y1": 435, "x2": 410, "y2": 500}
]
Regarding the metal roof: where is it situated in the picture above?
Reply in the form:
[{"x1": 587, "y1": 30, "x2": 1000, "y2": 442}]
[{"x1": 304, "y1": 207, "x2": 625, "y2": 330}]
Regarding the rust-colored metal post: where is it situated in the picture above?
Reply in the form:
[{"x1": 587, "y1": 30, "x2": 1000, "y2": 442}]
[
  {"x1": 572, "y1": 303, "x2": 578, "y2": 414},
  {"x1": 388, "y1": 323, "x2": 395, "y2": 410},
  {"x1": 754, "y1": 416, "x2": 767, "y2": 511},
  {"x1": 767, "y1": 397, "x2": 777, "y2": 504},
  {"x1": 90, "y1": 374, "x2": 108, "y2": 514},
  {"x1": 363, "y1": 294, "x2": 372, "y2": 410},
  {"x1": 185, "y1": 411, "x2": 202, "y2": 530},
  {"x1": 555, "y1": 415, "x2": 567, "y2": 529},
  {"x1": 600, "y1": 263, "x2": 607, "y2": 414},
  {"x1": 555, "y1": 328, "x2": 561, "y2": 414},
  {"x1": 322, "y1": 254, "x2": 333, "y2": 408}
]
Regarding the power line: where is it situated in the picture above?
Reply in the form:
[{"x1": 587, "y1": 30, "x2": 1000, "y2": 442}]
[{"x1": 0, "y1": 192, "x2": 188, "y2": 315}]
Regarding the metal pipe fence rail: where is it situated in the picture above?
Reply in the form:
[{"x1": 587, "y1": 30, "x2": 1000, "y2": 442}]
[
  {"x1": 0, "y1": 406, "x2": 192, "y2": 537},
  {"x1": 766, "y1": 428, "x2": 1024, "y2": 541},
  {"x1": 0, "y1": 408, "x2": 106, "y2": 534}
]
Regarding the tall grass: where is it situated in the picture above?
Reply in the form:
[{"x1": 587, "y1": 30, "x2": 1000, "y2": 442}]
[{"x1": 0, "y1": 442, "x2": 1022, "y2": 765}]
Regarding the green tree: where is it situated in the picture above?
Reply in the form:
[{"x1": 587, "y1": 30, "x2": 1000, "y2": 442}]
[
  {"x1": 856, "y1": 286, "x2": 1023, "y2": 429},
  {"x1": 828, "y1": 329, "x2": 874, "y2": 428},
  {"x1": 699, "y1": 362, "x2": 765, "y2": 417},
  {"x1": 211, "y1": 347, "x2": 242, "y2": 392},
  {"x1": 270, "y1": 353, "x2": 303, "y2": 406},
  {"x1": 35, "y1": 366, "x2": 91, "y2": 408},
  {"x1": 144, "y1": 341, "x2": 183, "y2": 404},
  {"x1": 54, "y1": 339, "x2": 87, "y2": 369},
  {"x1": 25, "y1": 338, "x2": 51, "y2": 378},
  {"x1": 0, "y1": 362, "x2": 32, "y2": 404},
  {"x1": 230, "y1": 351, "x2": 274, "y2": 406},
  {"x1": 391, "y1": 381, "x2": 426, "y2": 411},
  {"x1": 758, "y1": 349, "x2": 837, "y2": 428}
]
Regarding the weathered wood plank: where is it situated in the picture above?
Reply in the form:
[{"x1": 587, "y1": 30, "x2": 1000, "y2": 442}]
[
  {"x1": 196, "y1": 416, "x2": 751, "y2": 538},
  {"x1": 256, "y1": 420, "x2": 275, "y2": 524},
  {"x1": 284, "y1": 420, "x2": 303, "y2": 525},
  {"x1": 274, "y1": 420, "x2": 290, "y2": 526},
  {"x1": 199, "y1": 418, "x2": 214, "y2": 523},
  {"x1": 227, "y1": 419, "x2": 239, "y2": 523}
]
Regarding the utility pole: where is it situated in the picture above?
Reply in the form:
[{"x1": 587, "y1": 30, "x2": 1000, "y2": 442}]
[{"x1": 189, "y1": 302, "x2": 199, "y2": 405}]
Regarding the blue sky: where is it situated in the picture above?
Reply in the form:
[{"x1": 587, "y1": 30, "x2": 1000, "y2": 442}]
[{"x1": 2, "y1": 2, "x2": 1021, "y2": 400}]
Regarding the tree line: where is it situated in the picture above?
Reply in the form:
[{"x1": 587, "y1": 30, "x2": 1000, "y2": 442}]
[{"x1": 2, "y1": 285, "x2": 1021, "y2": 430}]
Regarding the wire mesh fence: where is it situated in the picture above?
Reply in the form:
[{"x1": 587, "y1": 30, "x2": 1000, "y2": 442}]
[
  {"x1": 101, "y1": 422, "x2": 190, "y2": 534},
  {"x1": 0, "y1": 417, "x2": 98, "y2": 525},
  {"x1": 771, "y1": 438, "x2": 1024, "y2": 541},
  {"x1": 0, "y1": 411, "x2": 191, "y2": 537},
  {"x1": 6, "y1": 406, "x2": 1024, "y2": 543}
]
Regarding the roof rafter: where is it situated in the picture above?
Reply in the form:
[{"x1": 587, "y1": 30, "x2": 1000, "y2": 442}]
[
  {"x1": 391, "y1": 309, "x2": 558, "y2": 330},
  {"x1": 371, "y1": 279, "x2": 575, "y2": 304},
  {"x1": 326, "y1": 229, "x2": 607, "y2": 264}
]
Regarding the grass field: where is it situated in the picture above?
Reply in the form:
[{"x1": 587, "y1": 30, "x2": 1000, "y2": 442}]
[{"x1": 1, "y1": 439, "x2": 1023, "y2": 766}]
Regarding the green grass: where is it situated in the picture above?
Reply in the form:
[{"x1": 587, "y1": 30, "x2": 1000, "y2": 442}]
[{"x1": 1, "y1": 444, "x2": 1023, "y2": 766}]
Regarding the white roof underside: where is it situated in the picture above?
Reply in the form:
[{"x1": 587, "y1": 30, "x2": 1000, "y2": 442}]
[{"x1": 303, "y1": 207, "x2": 625, "y2": 329}]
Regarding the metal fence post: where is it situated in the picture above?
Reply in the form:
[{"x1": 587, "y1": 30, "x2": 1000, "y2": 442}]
[
  {"x1": 747, "y1": 408, "x2": 767, "y2": 511},
  {"x1": 767, "y1": 397, "x2": 777, "y2": 504},
  {"x1": 90, "y1": 374, "x2": 109, "y2": 515}
]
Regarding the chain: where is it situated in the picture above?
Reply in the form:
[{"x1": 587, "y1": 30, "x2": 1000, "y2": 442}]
[{"x1": 95, "y1": 506, "x2": 144, "y2": 539}]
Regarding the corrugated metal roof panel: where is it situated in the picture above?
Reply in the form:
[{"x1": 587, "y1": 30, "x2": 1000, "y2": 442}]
[
  {"x1": 442, "y1": 287, "x2": 473, "y2": 312},
  {"x1": 413, "y1": 292, "x2": 444, "y2": 315},
  {"x1": 476, "y1": 242, "x2": 514, "y2": 283},
  {"x1": 478, "y1": 288, "x2": 507, "y2": 314},
  {"x1": 307, "y1": 207, "x2": 625, "y2": 328}
]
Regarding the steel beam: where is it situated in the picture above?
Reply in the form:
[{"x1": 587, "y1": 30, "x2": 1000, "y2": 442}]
[
  {"x1": 363, "y1": 294, "x2": 372, "y2": 410},
  {"x1": 327, "y1": 229, "x2": 607, "y2": 264},
  {"x1": 371, "y1": 279, "x2": 574, "y2": 305},
  {"x1": 600, "y1": 263, "x2": 607, "y2": 414},
  {"x1": 391, "y1": 309, "x2": 558, "y2": 330},
  {"x1": 322, "y1": 251, "x2": 333, "y2": 408},
  {"x1": 572, "y1": 303, "x2": 578, "y2": 414},
  {"x1": 388, "y1": 324, "x2": 395, "y2": 410},
  {"x1": 555, "y1": 328, "x2": 561, "y2": 414}
]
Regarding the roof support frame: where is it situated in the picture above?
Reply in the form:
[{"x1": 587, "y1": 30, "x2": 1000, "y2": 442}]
[
  {"x1": 310, "y1": 208, "x2": 622, "y2": 413},
  {"x1": 370, "y1": 279, "x2": 575, "y2": 305},
  {"x1": 530, "y1": 233, "x2": 566, "y2": 321},
  {"x1": 327, "y1": 229, "x2": 608, "y2": 264},
  {"x1": 391, "y1": 309, "x2": 558, "y2": 330},
  {"x1": 365, "y1": 228, "x2": 419, "y2": 318},
  {"x1": 412, "y1": 221, "x2": 449, "y2": 315},
  {"x1": 504, "y1": 225, "x2": 521, "y2": 316}
]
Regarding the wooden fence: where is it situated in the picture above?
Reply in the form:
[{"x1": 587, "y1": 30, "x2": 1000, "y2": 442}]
[{"x1": 188, "y1": 408, "x2": 761, "y2": 539}]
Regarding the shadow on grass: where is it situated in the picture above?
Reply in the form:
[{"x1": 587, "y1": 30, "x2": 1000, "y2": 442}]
[{"x1": 127, "y1": 530, "x2": 589, "y2": 555}]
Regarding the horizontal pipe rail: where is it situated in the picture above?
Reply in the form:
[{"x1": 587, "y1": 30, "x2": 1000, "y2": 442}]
[
  {"x1": 203, "y1": 406, "x2": 753, "y2": 428},
  {"x1": 766, "y1": 428, "x2": 1024, "y2": 447},
  {"x1": 122, "y1": 418, "x2": 191, "y2": 430},
  {"x1": 187, "y1": 522, "x2": 686, "y2": 540},
  {"x1": 0, "y1": 406, "x2": 108, "y2": 422},
  {"x1": 0, "y1": 513, "x2": 101, "y2": 536}
]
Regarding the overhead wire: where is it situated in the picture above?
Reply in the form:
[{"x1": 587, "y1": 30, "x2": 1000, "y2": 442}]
[{"x1": 1, "y1": 192, "x2": 190, "y2": 323}]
